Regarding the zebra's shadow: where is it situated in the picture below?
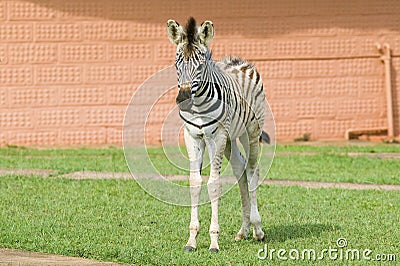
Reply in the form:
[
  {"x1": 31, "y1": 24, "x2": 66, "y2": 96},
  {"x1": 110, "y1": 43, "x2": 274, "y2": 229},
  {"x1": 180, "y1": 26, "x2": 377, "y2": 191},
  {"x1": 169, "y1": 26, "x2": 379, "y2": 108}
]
[{"x1": 265, "y1": 223, "x2": 339, "y2": 243}]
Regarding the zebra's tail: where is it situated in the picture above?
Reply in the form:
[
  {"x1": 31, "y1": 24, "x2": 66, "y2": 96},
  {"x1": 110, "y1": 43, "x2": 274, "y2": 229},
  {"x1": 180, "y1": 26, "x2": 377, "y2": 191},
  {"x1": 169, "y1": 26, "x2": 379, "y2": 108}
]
[{"x1": 259, "y1": 131, "x2": 270, "y2": 144}]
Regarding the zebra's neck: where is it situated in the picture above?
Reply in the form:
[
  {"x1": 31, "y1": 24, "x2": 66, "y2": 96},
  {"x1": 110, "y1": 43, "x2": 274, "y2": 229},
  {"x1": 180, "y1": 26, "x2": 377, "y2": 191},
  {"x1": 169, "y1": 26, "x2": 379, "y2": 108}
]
[{"x1": 195, "y1": 51, "x2": 222, "y2": 100}]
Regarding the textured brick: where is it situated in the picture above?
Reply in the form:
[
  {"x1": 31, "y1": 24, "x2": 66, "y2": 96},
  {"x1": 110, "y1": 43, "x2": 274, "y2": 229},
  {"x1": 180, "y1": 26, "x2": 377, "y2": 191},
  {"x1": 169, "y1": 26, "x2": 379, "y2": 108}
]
[
  {"x1": 153, "y1": 87, "x2": 176, "y2": 105},
  {"x1": 316, "y1": 78, "x2": 359, "y2": 97},
  {"x1": 36, "y1": 66, "x2": 82, "y2": 85},
  {"x1": 83, "y1": 22, "x2": 130, "y2": 41},
  {"x1": 146, "y1": 103, "x2": 174, "y2": 125},
  {"x1": 190, "y1": 1, "x2": 225, "y2": 19},
  {"x1": 257, "y1": 61, "x2": 292, "y2": 79},
  {"x1": 209, "y1": 41, "x2": 227, "y2": 60},
  {"x1": 355, "y1": 119, "x2": 387, "y2": 129},
  {"x1": 10, "y1": 87, "x2": 57, "y2": 106},
  {"x1": 229, "y1": 41, "x2": 271, "y2": 59},
  {"x1": 320, "y1": 120, "x2": 356, "y2": 137},
  {"x1": 155, "y1": 0, "x2": 190, "y2": 19},
  {"x1": 107, "y1": 128, "x2": 122, "y2": 145},
  {"x1": 359, "y1": 78, "x2": 385, "y2": 95},
  {"x1": 60, "y1": 128, "x2": 106, "y2": 145},
  {"x1": 0, "y1": 88, "x2": 7, "y2": 107},
  {"x1": 58, "y1": 1, "x2": 105, "y2": 19},
  {"x1": 35, "y1": 23, "x2": 81, "y2": 41},
  {"x1": 293, "y1": 60, "x2": 336, "y2": 78},
  {"x1": 358, "y1": 1, "x2": 400, "y2": 15},
  {"x1": 0, "y1": 46, "x2": 6, "y2": 64},
  {"x1": 338, "y1": 99, "x2": 379, "y2": 116},
  {"x1": 0, "y1": 0, "x2": 398, "y2": 146},
  {"x1": 60, "y1": 44, "x2": 106, "y2": 63},
  {"x1": 122, "y1": 126, "x2": 144, "y2": 146},
  {"x1": 131, "y1": 65, "x2": 169, "y2": 84},
  {"x1": 9, "y1": 0, "x2": 55, "y2": 20},
  {"x1": 84, "y1": 107, "x2": 125, "y2": 126},
  {"x1": 7, "y1": 131, "x2": 58, "y2": 146},
  {"x1": 271, "y1": 80, "x2": 314, "y2": 98},
  {"x1": 155, "y1": 43, "x2": 176, "y2": 61},
  {"x1": 262, "y1": 1, "x2": 314, "y2": 17},
  {"x1": 315, "y1": 37, "x2": 377, "y2": 57},
  {"x1": 60, "y1": 87, "x2": 105, "y2": 106},
  {"x1": 106, "y1": 85, "x2": 136, "y2": 105},
  {"x1": 0, "y1": 2, "x2": 5, "y2": 20},
  {"x1": 144, "y1": 124, "x2": 161, "y2": 144},
  {"x1": 272, "y1": 40, "x2": 314, "y2": 57},
  {"x1": 292, "y1": 17, "x2": 336, "y2": 36},
  {"x1": 0, "y1": 67, "x2": 32, "y2": 86},
  {"x1": 222, "y1": 0, "x2": 262, "y2": 18},
  {"x1": 337, "y1": 59, "x2": 381, "y2": 76},
  {"x1": 130, "y1": 22, "x2": 165, "y2": 39},
  {"x1": 37, "y1": 109, "x2": 82, "y2": 127},
  {"x1": 335, "y1": 15, "x2": 400, "y2": 36},
  {"x1": 296, "y1": 100, "x2": 335, "y2": 118},
  {"x1": 8, "y1": 44, "x2": 57, "y2": 64},
  {"x1": 0, "y1": 111, "x2": 32, "y2": 128},
  {"x1": 0, "y1": 24, "x2": 32, "y2": 42},
  {"x1": 217, "y1": 20, "x2": 246, "y2": 36},
  {"x1": 0, "y1": 132, "x2": 6, "y2": 145},
  {"x1": 276, "y1": 120, "x2": 314, "y2": 139},
  {"x1": 269, "y1": 102, "x2": 291, "y2": 119},
  {"x1": 86, "y1": 65, "x2": 130, "y2": 84},
  {"x1": 110, "y1": 43, "x2": 152, "y2": 61},
  {"x1": 318, "y1": 39, "x2": 357, "y2": 57},
  {"x1": 109, "y1": 0, "x2": 152, "y2": 20}
]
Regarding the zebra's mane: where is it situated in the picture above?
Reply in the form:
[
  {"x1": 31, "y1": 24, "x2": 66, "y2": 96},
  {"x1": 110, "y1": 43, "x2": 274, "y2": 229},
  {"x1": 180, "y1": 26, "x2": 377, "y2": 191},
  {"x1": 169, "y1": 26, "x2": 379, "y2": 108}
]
[
  {"x1": 183, "y1": 17, "x2": 198, "y2": 58},
  {"x1": 185, "y1": 17, "x2": 197, "y2": 46},
  {"x1": 223, "y1": 56, "x2": 254, "y2": 69}
]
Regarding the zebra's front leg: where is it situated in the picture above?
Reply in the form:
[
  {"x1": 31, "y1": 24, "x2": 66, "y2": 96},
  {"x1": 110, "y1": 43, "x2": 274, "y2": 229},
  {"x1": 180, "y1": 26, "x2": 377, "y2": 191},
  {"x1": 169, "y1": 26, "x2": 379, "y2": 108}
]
[
  {"x1": 205, "y1": 133, "x2": 227, "y2": 253},
  {"x1": 184, "y1": 129, "x2": 205, "y2": 251}
]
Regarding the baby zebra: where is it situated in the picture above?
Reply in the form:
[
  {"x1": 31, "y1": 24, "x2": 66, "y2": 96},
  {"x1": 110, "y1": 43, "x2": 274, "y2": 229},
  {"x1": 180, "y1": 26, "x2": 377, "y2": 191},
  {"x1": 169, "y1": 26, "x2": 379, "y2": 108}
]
[{"x1": 167, "y1": 17, "x2": 270, "y2": 252}]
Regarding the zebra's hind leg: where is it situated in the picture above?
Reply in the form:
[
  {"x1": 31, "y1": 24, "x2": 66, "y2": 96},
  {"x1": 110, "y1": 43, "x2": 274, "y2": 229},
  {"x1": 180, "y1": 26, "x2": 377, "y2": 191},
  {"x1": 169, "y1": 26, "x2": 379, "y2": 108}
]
[
  {"x1": 224, "y1": 140, "x2": 250, "y2": 241},
  {"x1": 184, "y1": 129, "x2": 205, "y2": 251},
  {"x1": 242, "y1": 133, "x2": 265, "y2": 241}
]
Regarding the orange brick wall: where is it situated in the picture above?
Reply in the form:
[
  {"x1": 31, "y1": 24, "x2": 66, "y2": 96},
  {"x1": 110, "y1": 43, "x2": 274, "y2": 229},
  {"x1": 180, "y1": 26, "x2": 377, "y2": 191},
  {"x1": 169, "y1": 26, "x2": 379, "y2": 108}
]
[{"x1": 0, "y1": 0, "x2": 399, "y2": 146}]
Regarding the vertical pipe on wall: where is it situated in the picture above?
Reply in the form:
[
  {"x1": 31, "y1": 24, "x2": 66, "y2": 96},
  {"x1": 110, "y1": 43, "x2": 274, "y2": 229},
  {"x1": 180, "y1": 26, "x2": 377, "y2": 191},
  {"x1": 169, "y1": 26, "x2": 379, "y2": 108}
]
[{"x1": 377, "y1": 43, "x2": 394, "y2": 140}]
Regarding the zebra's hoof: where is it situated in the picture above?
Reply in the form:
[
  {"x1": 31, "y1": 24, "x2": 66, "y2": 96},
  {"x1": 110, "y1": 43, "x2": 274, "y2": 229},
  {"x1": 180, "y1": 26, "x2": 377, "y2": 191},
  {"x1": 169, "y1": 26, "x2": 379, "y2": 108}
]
[
  {"x1": 209, "y1": 248, "x2": 219, "y2": 253},
  {"x1": 184, "y1": 246, "x2": 195, "y2": 252},
  {"x1": 254, "y1": 232, "x2": 265, "y2": 242},
  {"x1": 235, "y1": 234, "x2": 244, "y2": 241}
]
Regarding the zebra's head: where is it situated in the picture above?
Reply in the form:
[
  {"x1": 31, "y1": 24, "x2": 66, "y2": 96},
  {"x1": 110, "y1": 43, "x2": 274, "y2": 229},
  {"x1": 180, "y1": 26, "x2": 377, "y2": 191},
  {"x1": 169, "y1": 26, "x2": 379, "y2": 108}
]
[{"x1": 167, "y1": 17, "x2": 214, "y2": 111}]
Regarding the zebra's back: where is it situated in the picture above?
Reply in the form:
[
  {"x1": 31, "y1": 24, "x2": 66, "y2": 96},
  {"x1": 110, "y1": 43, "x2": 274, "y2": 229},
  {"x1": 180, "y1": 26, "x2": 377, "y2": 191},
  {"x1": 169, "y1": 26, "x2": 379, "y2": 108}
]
[{"x1": 216, "y1": 57, "x2": 266, "y2": 139}]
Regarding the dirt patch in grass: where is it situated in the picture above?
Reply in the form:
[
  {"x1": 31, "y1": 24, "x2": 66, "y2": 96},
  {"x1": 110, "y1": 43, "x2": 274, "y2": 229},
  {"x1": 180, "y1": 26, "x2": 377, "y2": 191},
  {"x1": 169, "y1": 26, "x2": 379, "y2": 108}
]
[
  {"x1": 1, "y1": 168, "x2": 400, "y2": 191},
  {"x1": 0, "y1": 248, "x2": 132, "y2": 266}
]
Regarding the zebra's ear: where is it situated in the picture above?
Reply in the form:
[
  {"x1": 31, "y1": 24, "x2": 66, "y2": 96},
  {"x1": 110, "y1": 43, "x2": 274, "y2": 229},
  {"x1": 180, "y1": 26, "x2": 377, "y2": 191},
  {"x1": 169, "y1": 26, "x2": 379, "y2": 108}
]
[
  {"x1": 199, "y1": 21, "x2": 214, "y2": 46},
  {"x1": 167, "y1": 19, "x2": 183, "y2": 45}
]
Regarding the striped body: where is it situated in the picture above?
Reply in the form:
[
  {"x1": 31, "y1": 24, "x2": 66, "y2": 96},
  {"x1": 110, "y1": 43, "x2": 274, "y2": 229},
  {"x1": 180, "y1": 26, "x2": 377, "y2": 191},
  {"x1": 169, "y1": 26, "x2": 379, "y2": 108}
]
[{"x1": 179, "y1": 55, "x2": 266, "y2": 140}]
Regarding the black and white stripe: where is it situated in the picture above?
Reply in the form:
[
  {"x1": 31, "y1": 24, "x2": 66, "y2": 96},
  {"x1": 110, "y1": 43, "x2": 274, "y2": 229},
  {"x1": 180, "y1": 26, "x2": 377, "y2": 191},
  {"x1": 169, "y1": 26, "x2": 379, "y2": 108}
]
[{"x1": 177, "y1": 50, "x2": 266, "y2": 140}]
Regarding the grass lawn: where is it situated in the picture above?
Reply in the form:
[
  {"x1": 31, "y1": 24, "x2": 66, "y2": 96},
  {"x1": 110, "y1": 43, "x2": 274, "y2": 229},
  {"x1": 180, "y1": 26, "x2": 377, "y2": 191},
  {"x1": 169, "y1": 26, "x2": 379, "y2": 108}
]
[
  {"x1": 1, "y1": 142, "x2": 399, "y2": 184},
  {"x1": 0, "y1": 176, "x2": 399, "y2": 265},
  {"x1": 0, "y1": 143, "x2": 399, "y2": 264}
]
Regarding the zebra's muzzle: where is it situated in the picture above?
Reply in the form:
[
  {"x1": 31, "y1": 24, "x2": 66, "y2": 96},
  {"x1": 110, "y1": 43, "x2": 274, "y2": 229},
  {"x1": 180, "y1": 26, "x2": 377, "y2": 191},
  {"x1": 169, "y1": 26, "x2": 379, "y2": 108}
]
[{"x1": 176, "y1": 88, "x2": 193, "y2": 111}]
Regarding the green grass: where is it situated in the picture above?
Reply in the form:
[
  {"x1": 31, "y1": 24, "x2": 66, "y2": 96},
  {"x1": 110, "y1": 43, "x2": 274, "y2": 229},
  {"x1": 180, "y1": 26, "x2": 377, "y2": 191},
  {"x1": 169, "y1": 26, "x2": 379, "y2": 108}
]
[
  {"x1": 0, "y1": 176, "x2": 398, "y2": 265},
  {"x1": 1, "y1": 142, "x2": 400, "y2": 184}
]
